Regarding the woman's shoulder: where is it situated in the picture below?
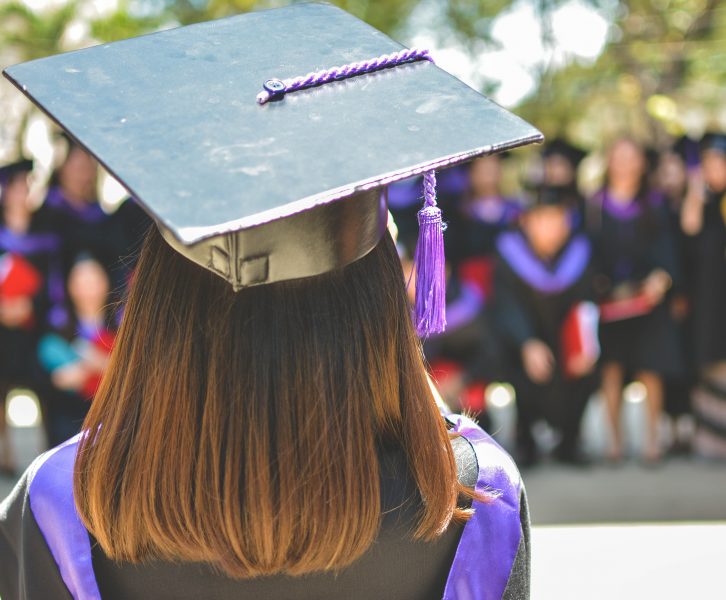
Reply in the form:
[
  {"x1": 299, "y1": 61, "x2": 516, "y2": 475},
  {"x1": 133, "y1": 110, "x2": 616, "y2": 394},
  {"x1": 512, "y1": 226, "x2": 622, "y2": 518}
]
[{"x1": 446, "y1": 413, "x2": 522, "y2": 494}]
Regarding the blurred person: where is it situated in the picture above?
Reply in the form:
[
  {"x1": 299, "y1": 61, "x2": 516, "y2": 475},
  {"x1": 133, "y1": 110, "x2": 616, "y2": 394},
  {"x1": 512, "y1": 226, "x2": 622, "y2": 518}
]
[
  {"x1": 541, "y1": 138, "x2": 587, "y2": 227},
  {"x1": 654, "y1": 139, "x2": 700, "y2": 453},
  {"x1": 451, "y1": 154, "x2": 522, "y2": 270},
  {"x1": 44, "y1": 137, "x2": 149, "y2": 310},
  {"x1": 0, "y1": 159, "x2": 62, "y2": 472},
  {"x1": 0, "y1": 6, "x2": 541, "y2": 598},
  {"x1": 492, "y1": 185, "x2": 598, "y2": 466},
  {"x1": 431, "y1": 154, "x2": 521, "y2": 417},
  {"x1": 588, "y1": 138, "x2": 682, "y2": 464},
  {"x1": 541, "y1": 138, "x2": 586, "y2": 189},
  {"x1": 37, "y1": 254, "x2": 115, "y2": 446},
  {"x1": 402, "y1": 252, "x2": 493, "y2": 427},
  {"x1": 685, "y1": 133, "x2": 726, "y2": 459}
]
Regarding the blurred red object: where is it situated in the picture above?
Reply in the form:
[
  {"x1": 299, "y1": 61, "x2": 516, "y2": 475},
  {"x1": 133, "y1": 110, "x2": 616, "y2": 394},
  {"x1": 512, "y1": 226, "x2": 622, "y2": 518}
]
[
  {"x1": 458, "y1": 256, "x2": 496, "y2": 299},
  {"x1": 429, "y1": 359, "x2": 488, "y2": 414},
  {"x1": 599, "y1": 292, "x2": 654, "y2": 322},
  {"x1": 0, "y1": 253, "x2": 42, "y2": 298},
  {"x1": 561, "y1": 302, "x2": 600, "y2": 379}
]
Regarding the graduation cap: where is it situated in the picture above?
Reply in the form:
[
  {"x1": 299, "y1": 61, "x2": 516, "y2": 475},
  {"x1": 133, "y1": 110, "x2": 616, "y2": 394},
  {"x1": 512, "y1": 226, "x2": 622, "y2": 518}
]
[
  {"x1": 701, "y1": 132, "x2": 726, "y2": 157},
  {"x1": 3, "y1": 3, "x2": 542, "y2": 335},
  {"x1": 0, "y1": 158, "x2": 33, "y2": 189},
  {"x1": 523, "y1": 184, "x2": 579, "y2": 211},
  {"x1": 542, "y1": 138, "x2": 586, "y2": 168},
  {"x1": 671, "y1": 136, "x2": 700, "y2": 170}
]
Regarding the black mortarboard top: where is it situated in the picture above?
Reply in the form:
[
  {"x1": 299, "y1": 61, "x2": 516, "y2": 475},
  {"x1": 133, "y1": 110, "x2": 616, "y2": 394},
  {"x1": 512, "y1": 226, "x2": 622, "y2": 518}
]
[
  {"x1": 542, "y1": 138, "x2": 586, "y2": 168},
  {"x1": 0, "y1": 158, "x2": 33, "y2": 188},
  {"x1": 3, "y1": 3, "x2": 542, "y2": 291},
  {"x1": 523, "y1": 184, "x2": 579, "y2": 211},
  {"x1": 700, "y1": 132, "x2": 726, "y2": 157}
]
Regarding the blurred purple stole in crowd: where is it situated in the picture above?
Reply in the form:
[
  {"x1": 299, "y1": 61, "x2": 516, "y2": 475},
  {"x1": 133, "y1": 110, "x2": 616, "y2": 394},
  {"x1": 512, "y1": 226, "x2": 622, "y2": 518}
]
[{"x1": 27, "y1": 414, "x2": 523, "y2": 600}]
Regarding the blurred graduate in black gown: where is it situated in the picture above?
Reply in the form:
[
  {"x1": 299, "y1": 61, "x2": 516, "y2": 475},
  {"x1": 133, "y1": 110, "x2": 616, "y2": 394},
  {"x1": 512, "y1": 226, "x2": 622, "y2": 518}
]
[
  {"x1": 654, "y1": 138, "x2": 700, "y2": 453},
  {"x1": 37, "y1": 254, "x2": 116, "y2": 445},
  {"x1": 681, "y1": 133, "x2": 726, "y2": 458},
  {"x1": 44, "y1": 135, "x2": 151, "y2": 317},
  {"x1": 0, "y1": 159, "x2": 60, "y2": 472},
  {"x1": 541, "y1": 138, "x2": 587, "y2": 227},
  {"x1": 492, "y1": 185, "x2": 598, "y2": 466},
  {"x1": 588, "y1": 138, "x2": 682, "y2": 464}
]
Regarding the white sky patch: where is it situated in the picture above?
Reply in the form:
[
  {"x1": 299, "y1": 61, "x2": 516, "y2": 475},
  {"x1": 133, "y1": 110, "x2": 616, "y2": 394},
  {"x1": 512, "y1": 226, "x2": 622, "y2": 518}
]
[
  {"x1": 411, "y1": 0, "x2": 611, "y2": 107},
  {"x1": 552, "y1": 1, "x2": 610, "y2": 61}
]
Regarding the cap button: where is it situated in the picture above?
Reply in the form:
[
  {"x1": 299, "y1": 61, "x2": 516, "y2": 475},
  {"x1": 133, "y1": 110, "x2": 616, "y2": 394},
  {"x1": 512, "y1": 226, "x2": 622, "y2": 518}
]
[{"x1": 263, "y1": 78, "x2": 286, "y2": 98}]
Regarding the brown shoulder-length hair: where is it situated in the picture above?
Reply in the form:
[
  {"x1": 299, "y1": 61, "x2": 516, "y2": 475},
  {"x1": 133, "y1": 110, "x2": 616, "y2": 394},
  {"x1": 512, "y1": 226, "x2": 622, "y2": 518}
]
[{"x1": 74, "y1": 225, "x2": 473, "y2": 578}]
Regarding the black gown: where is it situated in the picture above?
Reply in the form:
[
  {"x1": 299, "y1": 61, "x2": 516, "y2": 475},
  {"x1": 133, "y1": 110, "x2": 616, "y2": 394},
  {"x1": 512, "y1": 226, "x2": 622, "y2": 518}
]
[
  {"x1": 492, "y1": 230, "x2": 598, "y2": 460},
  {"x1": 691, "y1": 187, "x2": 726, "y2": 369},
  {"x1": 43, "y1": 189, "x2": 151, "y2": 297},
  {"x1": 587, "y1": 189, "x2": 683, "y2": 377},
  {"x1": 0, "y1": 417, "x2": 530, "y2": 600}
]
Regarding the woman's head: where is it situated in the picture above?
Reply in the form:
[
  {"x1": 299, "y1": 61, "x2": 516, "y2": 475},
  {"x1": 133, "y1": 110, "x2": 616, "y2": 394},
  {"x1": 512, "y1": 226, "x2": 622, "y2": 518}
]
[
  {"x1": 68, "y1": 255, "x2": 110, "y2": 318},
  {"x1": 75, "y1": 225, "x2": 468, "y2": 578},
  {"x1": 606, "y1": 137, "x2": 648, "y2": 190},
  {"x1": 57, "y1": 145, "x2": 98, "y2": 203},
  {"x1": 1, "y1": 169, "x2": 31, "y2": 217},
  {"x1": 469, "y1": 155, "x2": 502, "y2": 196},
  {"x1": 521, "y1": 204, "x2": 571, "y2": 258},
  {"x1": 702, "y1": 147, "x2": 726, "y2": 193},
  {"x1": 656, "y1": 150, "x2": 687, "y2": 200}
]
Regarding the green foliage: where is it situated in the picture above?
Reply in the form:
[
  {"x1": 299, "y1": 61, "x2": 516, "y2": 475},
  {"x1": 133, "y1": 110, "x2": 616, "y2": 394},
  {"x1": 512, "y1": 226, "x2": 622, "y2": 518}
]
[
  {"x1": 518, "y1": 0, "x2": 726, "y2": 146},
  {"x1": 0, "y1": 0, "x2": 79, "y2": 59},
  {"x1": 0, "y1": 0, "x2": 723, "y2": 151}
]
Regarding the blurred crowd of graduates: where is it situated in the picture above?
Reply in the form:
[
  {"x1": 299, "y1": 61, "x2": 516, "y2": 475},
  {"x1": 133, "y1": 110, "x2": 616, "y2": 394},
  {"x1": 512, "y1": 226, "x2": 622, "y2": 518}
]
[
  {"x1": 0, "y1": 135, "x2": 150, "y2": 476},
  {"x1": 2, "y1": 126, "x2": 726, "y2": 475},
  {"x1": 391, "y1": 132, "x2": 726, "y2": 468}
]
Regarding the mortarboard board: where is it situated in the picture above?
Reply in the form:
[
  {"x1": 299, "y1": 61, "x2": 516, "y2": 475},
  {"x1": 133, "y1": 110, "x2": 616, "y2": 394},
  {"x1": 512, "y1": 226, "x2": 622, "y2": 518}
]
[
  {"x1": 701, "y1": 132, "x2": 726, "y2": 157},
  {"x1": 0, "y1": 158, "x2": 33, "y2": 189},
  {"x1": 542, "y1": 138, "x2": 586, "y2": 167},
  {"x1": 3, "y1": 3, "x2": 542, "y2": 331},
  {"x1": 523, "y1": 184, "x2": 579, "y2": 211}
]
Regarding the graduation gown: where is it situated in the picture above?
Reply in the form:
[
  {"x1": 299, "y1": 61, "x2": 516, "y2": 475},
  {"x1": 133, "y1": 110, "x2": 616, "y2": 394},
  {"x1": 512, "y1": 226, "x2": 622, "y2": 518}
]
[
  {"x1": 0, "y1": 415, "x2": 530, "y2": 600},
  {"x1": 43, "y1": 189, "x2": 150, "y2": 298},
  {"x1": 587, "y1": 189, "x2": 683, "y2": 377},
  {"x1": 492, "y1": 230, "x2": 597, "y2": 456},
  {"x1": 691, "y1": 187, "x2": 726, "y2": 368}
]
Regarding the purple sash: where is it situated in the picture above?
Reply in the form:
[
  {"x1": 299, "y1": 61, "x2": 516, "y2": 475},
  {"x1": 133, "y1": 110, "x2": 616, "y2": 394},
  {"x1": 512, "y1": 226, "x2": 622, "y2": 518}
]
[
  {"x1": 45, "y1": 187, "x2": 107, "y2": 224},
  {"x1": 497, "y1": 231, "x2": 590, "y2": 294},
  {"x1": 0, "y1": 227, "x2": 60, "y2": 255},
  {"x1": 27, "y1": 418, "x2": 522, "y2": 600},
  {"x1": 592, "y1": 188, "x2": 665, "y2": 221},
  {"x1": 27, "y1": 434, "x2": 102, "y2": 600},
  {"x1": 443, "y1": 414, "x2": 523, "y2": 600}
]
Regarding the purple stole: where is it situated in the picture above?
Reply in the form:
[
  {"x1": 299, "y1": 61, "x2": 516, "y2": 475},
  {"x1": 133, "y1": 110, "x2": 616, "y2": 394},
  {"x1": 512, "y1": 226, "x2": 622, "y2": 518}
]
[
  {"x1": 27, "y1": 416, "x2": 522, "y2": 600},
  {"x1": 497, "y1": 231, "x2": 591, "y2": 294},
  {"x1": 44, "y1": 187, "x2": 107, "y2": 224}
]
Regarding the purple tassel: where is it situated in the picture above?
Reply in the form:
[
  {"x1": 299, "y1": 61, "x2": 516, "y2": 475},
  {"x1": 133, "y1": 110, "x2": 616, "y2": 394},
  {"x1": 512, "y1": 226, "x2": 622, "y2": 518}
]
[{"x1": 414, "y1": 171, "x2": 446, "y2": 337}]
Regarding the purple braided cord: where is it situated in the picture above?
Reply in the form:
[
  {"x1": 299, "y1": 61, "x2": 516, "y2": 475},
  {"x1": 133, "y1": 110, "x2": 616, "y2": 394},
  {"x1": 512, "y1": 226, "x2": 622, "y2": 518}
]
[
  {"x1": 256, "y1": 47, "x2": 433, "y2": 104},
  {"x1": 423, "y1": 171, "x2": 437, "y2": 209}
]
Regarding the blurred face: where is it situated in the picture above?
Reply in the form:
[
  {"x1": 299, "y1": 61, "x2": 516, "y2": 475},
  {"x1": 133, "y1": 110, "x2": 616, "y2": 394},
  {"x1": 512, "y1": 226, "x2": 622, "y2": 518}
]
[
  {"x1": 608, "y1": 139, "x2": 646, "y2": 188},
  {"x1": 656, "y1": 152, "x2": 687, "y2": 198},
  {"x1": 2, "y1": 173, "x2": 30, "y2": 215},
  {"x1": 702, "y1": 150, "x2": 726, "y2": 192},
  {"x1": 68, "y1": 259, "x2": 109, "y2": 317},
  {"x1": 59, "y1": 146, "x2": 98, "y2": 202},
  {"x1": 544, "y1": 154, "x2": 576, "y2": 187},
  {"x1": 521, "y1": 205, "x2": 571, "y2": 258},
  {"x1": 469, "y1": 156, "x2": 501, "y2": 195}
]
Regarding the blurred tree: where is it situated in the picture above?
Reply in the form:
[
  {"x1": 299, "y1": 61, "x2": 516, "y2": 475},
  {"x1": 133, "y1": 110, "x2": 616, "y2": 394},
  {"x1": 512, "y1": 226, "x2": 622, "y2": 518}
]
[
  {"x1": 0, "y1": 1, "x2": 79, "y2": 60},
  {"x1": 517, "y1": 0, "x2": 726, "y2": 147},
  {"x1": 0, "y1": 0, "x2": 724, "y2": 157}
]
